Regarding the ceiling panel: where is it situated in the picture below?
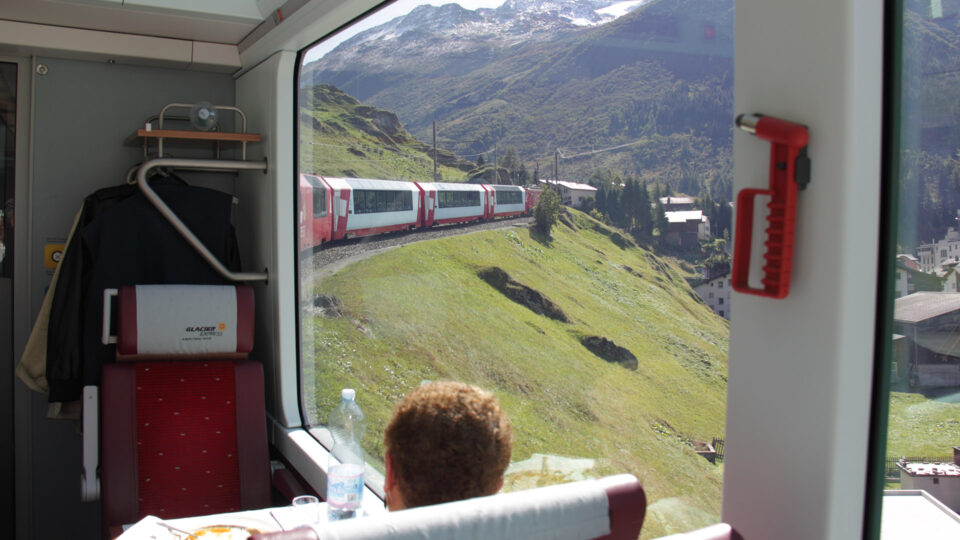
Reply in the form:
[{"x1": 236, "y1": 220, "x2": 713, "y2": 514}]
[{"x1": 0, "y1": 0, "x2": 269, "y2": 44}]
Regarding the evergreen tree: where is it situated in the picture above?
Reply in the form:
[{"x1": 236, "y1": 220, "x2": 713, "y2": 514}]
[
  {"x1": 518, "y1": 164, "x2": 529, "y2": 185},
  {"x1": 476, "y1": 154, "x2": 485, "y2": 168},
  {"x1": 622, "y1": 179, "x2": 637, "y2": 229},
  {"x1": 596, "y1": 187, "x2": 607, "y2": 217},
  {"x1": 608, "y1": 188, "x2": 622, "y2": 225},
  {"x1": 534, "y1": 188, "x2": 562, "y2": 236},
  {"x1": 637, "y1": 180, "x2": 653, "y2": 238},
  {"x1": 655, "y1": 200, "x2": 669, "y2": 245}
]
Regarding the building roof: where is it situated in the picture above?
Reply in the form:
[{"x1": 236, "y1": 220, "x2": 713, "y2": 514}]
[
  {"x1": 898, "y1": 254, "x2": 919, "y2": 262},
  {"x1": 881, "y1": 491, "x2": 960, "y2": 539},
  {"x1": 666, "y1": 210, "x2": 704, "y2": 223},
  {"x1": 894, "y1": 292, "x2": 960, "y2": 324},
  {"x1": 659, "y1": 196, "x2": 695, "y2": 205},
  {"x1": 539, "y1": 179, "x2": 597, "y2": 192},
  {"x1": 898, "y1": 461, "x2": 960, "y2": 477}
]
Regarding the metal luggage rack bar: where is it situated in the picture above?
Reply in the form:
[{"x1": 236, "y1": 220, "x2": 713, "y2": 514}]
[
  {"x1": 135, "y1": 104, "x2": 261, "y2": 160},
  {"x1": 136, "y1": 157, "x2": 269, "y2": 283}
]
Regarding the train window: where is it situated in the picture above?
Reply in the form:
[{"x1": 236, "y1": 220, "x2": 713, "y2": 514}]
[
  {"x1": 439, "y1": 190, "x2": 481, "y2": 208},
  {"x1": 313, "y1": 186, "x2": 327, "y2": 218},
  {"x1": 352, "y1": 189, "x2": 413, "y2": 214},
  {"x1": 495, "y1": 189, "x2": 522, "y2": 205},
  {"x1": 296, "y1": 1, "x2": 733, "y2": 536},
  {"x1": 869, "y1": 1, "x2": 960, "y2": 537}
]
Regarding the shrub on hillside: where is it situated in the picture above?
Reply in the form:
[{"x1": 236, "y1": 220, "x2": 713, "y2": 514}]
[{"x1": 534, "y1": 189, "x2": 562, "y2": 236}]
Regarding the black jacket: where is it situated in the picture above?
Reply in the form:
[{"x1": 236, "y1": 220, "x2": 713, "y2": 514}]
[{"x1": 46, "y1": 177, "x2": 240, "y2": 402}]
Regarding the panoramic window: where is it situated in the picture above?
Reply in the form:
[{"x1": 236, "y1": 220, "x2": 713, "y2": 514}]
[
  {"x1": 874, "y1": 1, "x2": 960, "y2": 537},
  {"x1": 296, "y1": 1, "x2": 733, "y2": 536}
]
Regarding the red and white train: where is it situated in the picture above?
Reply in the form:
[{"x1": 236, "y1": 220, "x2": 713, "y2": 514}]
[{"x1": 298, "y1": 175, "x2": 543, "y2": 251}]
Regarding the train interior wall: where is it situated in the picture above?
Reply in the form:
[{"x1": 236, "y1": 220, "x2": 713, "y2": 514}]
[{"x1": 14, "y1": 57, "x2": 238, "y2": 540}]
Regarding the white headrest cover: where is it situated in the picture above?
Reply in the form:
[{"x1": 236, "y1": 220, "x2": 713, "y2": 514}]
[
  {"x1": 129, "y1": 285, "x2": 239, "y2": 355},
  {"x1": 318, "y1": 476, "x2": 613, "y2": 540}
]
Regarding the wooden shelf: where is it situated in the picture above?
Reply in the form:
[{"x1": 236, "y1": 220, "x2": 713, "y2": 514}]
[{"x1": 136, "y1": 129, "x2": 261, "y2": 143}]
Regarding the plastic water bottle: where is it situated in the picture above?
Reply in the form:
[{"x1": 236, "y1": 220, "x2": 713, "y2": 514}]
[{"x1": 327, "y1": 388, "x2": 366, "y2": 521}]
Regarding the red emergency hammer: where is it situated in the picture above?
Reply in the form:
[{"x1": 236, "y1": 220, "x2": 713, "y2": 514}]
[{"x1": 732, "y1": 114, "x2": 810, "y2": 299}]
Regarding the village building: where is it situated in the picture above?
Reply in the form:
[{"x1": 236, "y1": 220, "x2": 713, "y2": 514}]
[
  {"x1": 895, "y1": 259, "x2": 944, "y2": 298},
  {"x1": 692, "y1": 272, "x2": 730, "y2": 320},
  {"x1": 917, "y1": 216, "x2": 960, "y2": 273},
  {"x1": 539, "y1": 179, "x2": 598, "y2": 209},
  {"x1": 898, "y1": 253, "x2": 920, "y2": 271},
  {"x1": 664, "y1": 210, "x2": 711, "y2": 248},
  {"x1": 896, "y1": 447, "x2": 960, "y2": 515},
  {"x1": 659, "y1": 196, "x2": 696, "y2": 212},
  {"x1": 893, "y1": 292, "x2": 960, "y2": 387}
]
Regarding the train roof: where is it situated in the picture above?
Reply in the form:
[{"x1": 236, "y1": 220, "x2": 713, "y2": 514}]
[
  {"x1": 320, "y1": 177, "x2": 421, "y2": 191},
  {"x1": 418, "y1": 182, "x2": 486, "y2": 192}
]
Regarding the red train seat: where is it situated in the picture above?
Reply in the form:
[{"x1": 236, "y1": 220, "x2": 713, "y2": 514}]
[
  {"x1": 91, "y1": 285, "x2": 270, "y2": 533},
  {"x1": 251, "y1": 474, "x2": 646, "y2": 540},
  {"x1": 656, "y1": 523, "x2": 743, "y2": 540}
]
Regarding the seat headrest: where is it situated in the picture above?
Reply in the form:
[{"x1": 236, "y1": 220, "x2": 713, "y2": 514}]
[
  {"x1": 316, "y1": 474, "x2": 643, "y2": 540},
  {"x1": 112, "y1": 284, "x2": 254, "y2": 359}
]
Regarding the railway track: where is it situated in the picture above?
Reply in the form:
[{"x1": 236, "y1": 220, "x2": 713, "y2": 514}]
[{"x1": 304, "y1": 216, "x2": 533, "y2": 273}]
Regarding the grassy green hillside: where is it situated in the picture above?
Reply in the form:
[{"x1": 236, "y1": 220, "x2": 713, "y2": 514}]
[
  {"x1": 301, "y1": 209, "x2": 729, "y2": 537},
  {"x1": 298, "y1": 84, "x2": 475, "y2": 181},
  {"x1": 886, "y1": 391, "x2": 960, "y2": 457}
]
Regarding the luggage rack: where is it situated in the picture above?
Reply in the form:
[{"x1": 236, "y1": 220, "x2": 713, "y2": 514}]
[
  {"x1": 131, "y1": 102, "x2": 269, "y2": 283},
  {"x1": 135, "y1": 103, "x2": 261, "y2": 160}
]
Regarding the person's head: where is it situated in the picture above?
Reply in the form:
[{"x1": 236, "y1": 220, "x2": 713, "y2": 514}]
[{"x1": 383, "y1": 381, "x2": 512, "y2": 511}]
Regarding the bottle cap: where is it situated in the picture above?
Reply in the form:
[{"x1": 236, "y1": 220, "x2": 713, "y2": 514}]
[{"x1": 341, "y1": 388, "x2": 355, "y2": 401}]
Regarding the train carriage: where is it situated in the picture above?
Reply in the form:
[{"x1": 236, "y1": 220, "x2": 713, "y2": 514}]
[
  {"x1": 321, "y1": 177, "x2": 422, "y2": 241},
  {"x1": 487, "y1": 184, "x2": 526, "y2": 218},
  {"x1": 524, "y1": 187, "x2": 543, "y2": 215},
  {"x1": 418, "y1": 182, "x2": 487, "y2": 226},
  {"x1": 299, "y1": 174, "x2": 333, "y2": 251}
]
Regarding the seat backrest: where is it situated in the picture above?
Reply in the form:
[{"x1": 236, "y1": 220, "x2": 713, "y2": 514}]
[
  {"x1": 656, "y1": 523, "x2": 743, "y2": 540},
  {"x1": 253, "y1": 474, "x2": 645, "y2": 540},
  {"x1": 99, "y1": 285, "x2": 269, "y2": 527}
]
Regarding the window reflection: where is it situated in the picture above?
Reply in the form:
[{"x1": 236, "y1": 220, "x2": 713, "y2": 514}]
[{"x1": 880, "y1": 0, "x2": 960, "y2": 533}]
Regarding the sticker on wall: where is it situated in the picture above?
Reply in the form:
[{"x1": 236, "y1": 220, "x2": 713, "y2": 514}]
[{"x1": 44, "y1": 243, "x2": 65, "y2": 269}]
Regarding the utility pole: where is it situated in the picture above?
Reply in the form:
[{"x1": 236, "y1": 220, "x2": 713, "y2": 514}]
[
  {"x1": 555, "y1": 149, "x2": 560, "y2": 183},
  {"x1": 432, "y1": 120, "x2": 438, "y2": 182}
]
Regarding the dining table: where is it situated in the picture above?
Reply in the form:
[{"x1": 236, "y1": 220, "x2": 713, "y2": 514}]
[{"x1": 117, "y1": 502, "x2": 342, "y2": 539}]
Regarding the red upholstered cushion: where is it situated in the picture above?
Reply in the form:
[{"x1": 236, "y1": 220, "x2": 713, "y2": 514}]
[{"x1": 135, "y1": 361, "x2": 242, "y2": 519}]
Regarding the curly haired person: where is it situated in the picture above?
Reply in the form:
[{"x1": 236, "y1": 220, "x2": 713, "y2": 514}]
[{"x1": 383, "y1": 381, "x2": 513, "y2": 510}]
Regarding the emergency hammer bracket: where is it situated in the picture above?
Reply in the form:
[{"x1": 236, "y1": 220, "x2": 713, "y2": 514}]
[{"x1": 731, "y1": 113, "x2": 810, "y2": 299}]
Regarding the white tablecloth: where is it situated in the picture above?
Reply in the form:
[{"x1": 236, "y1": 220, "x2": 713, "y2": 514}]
[{"x1": 119, "y1": 504, "x2": 329, "y2": 538}]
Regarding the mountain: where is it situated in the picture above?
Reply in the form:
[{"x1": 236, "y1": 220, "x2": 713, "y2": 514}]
[
  {"x1": 299, "y1": 84, "x2": 476, "y2": 180},
  {"x1": 301, "y1": 0, "x2": 734, "y2": 196}
]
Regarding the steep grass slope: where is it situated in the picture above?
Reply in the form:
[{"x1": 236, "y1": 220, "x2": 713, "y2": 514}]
[
  {"x1": 301, "y1": 210, "x2": 729, "y2": 537},
  {"x1": 298, "y1": 84, "x2": 475, "y2": 181}
]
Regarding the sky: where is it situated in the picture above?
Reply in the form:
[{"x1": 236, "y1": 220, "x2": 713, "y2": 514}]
[{"x1": 302, "y1": 0, "x2": 507, "y2": 64}]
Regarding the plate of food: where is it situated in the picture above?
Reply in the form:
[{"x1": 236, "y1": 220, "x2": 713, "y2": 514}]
[{"x1": 170, "y1": 514, "x2": 281, "y2": 539}]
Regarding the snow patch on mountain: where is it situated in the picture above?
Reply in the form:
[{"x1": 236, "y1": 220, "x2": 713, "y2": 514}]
[
  {"x1": 595, "y1": 0, "x2": 652, "y2": 18},
  {"x1": 307, "y1": 0, "x2": 646, "y2": 68}
]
